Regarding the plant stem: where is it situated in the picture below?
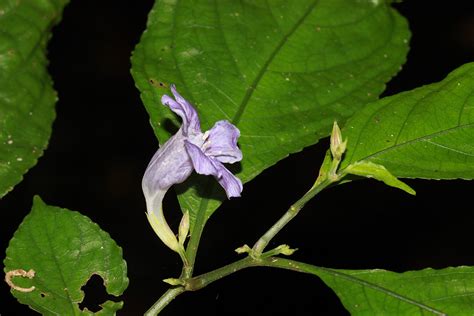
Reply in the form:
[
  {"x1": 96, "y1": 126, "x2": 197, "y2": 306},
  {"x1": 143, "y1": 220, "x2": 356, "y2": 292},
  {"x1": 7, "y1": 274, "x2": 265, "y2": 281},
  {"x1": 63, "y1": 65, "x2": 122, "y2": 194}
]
[
  {"x1": 185, "y1": 256, "x2": 330, "y2": 291},
  {"x1": 185, "y1": 256, "x2": 257, "y2": 291},
  {"x1": 147, "y1": 170, "x2": 337, "y2": 314},
  {"x1": 145, "y1": 251, "x2": 302, "y2": 315},
  {"x1": 146, "y1": 256, "x2": 315, "y2": 316},
  {"x1": 144, "y1": 286, "x2": 186, "y2": 316},
  {"x1": 183, "y1": 179, "x2": 216, "y2": 278},
  {"x1": 252, "y1": 178, "x2": 333, "y2": 255}
]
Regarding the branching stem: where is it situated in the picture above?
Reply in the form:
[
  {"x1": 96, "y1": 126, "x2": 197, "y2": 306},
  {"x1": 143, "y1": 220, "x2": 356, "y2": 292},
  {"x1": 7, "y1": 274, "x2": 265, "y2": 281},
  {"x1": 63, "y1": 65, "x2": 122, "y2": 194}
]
[
  {"x1": 145, "y1": 254, "x2": 317, "y2": 316},
  {"x1": 145, "y1": 176, "x2": 338, "y2": 315},
  {"x1": 147, "y1": 148, "x2": 344, "y2": 315}
]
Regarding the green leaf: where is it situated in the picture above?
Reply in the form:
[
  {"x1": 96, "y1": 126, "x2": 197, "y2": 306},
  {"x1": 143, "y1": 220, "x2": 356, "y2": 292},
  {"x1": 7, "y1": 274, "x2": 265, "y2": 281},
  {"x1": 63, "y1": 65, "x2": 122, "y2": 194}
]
[
  {"x1": 340, "y1": 62, "x2": 474, "y2": 180},
  {"x1": 0, "y1": 0, "x2": 68, "y2": 198},
  {"x1": 131, "y1": 0, "x2": 410, "y2": 228},
  {"x1": 344, "y1": 161, "x2": 415, "y2": 195},
  {"x1": 313, "y1": 265, "x2": 474, "y2": 315},
  {"x1": 3, "y1": 196, "x2": 129, "y2": 315}
]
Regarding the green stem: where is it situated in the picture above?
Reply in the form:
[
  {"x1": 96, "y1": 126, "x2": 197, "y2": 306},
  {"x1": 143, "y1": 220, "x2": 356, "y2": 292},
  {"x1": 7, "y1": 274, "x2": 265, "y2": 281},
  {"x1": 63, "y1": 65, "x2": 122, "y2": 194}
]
[
  {"x1": 144, "y1": 286, "x2": 186, "y2": 316},
  {"x1": 252, "y1": 178, "x2": 333, "y2": 256},
  {"x1": 183, "y1": 211, "x2": 205, "y2": 277},
  {"x1": 146, "y1": 137, "x2": 354, "y2": 315},
  {"x1": 183, "y1": 180, "x2": 215, "y2": 278},
  {"x1": 185, "y1": 256, "x2": 328, "y2": 291},
  {"x1": 183, "y1": 257, "x2": 446, "y2": 316},
  {"x1": 185, "y1": 256, "x2": 257, "y2": 291},
  {"x1": 145, "y1": 252, "x2": 304, "y2": 315},
  {"x1": 147, "y1": 162, "x2": 339, "y2": 314}
]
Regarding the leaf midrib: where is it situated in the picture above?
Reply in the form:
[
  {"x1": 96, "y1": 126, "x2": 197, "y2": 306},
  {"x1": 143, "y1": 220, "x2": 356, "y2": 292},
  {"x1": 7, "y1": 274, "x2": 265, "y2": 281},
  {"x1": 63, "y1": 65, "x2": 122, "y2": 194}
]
[
  {"x1": 342, "y1": 122, "x2": 474, "y2": 172},
  {"x1": 342, "y1": 66, "x2": 474, "y2": 170},
  {"x1": 231, "y1": 0, "x2": 320, "y2": 125},
  {"x1": 316, "y1": 267, "x2": 447, "y2": 315},
  {"x1": 25, "y1": 209, "x2": 77, "y2": 314},
  {"x1": 188, "y1": 0, "x2": 321, "y2": 266},
  {"x1": 44, "y1": 212, "x2": 78, "y2": 315},
  {"x1": 193, "y1": 0, "x2": 320, "y2": 219}
]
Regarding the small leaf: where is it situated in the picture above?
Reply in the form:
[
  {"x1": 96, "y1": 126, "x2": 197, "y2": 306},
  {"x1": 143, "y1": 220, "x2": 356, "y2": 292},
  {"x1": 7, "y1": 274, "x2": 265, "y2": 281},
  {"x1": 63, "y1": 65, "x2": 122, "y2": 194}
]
[
  {"x1": 313, "y1": 265, "x2": 474, "y2": 315},
  {"x1": 0, "y1": 0, "x2": 69, "y2": 198},
  {"x1": 340, "y1": 62, "x2": 474, "y2": 180},
  {"x1": 132, "y1": 0, "x2": 410, "y2": 230},
  {"x1": 3, "y1": 196, "x2": 129, "y2": 315},
  {"x1": 344, "y1": 161, "x2": 415, "y2": 195},
  {"x1": 313, "y1": 149, "x2": 333, "y2": 187}
]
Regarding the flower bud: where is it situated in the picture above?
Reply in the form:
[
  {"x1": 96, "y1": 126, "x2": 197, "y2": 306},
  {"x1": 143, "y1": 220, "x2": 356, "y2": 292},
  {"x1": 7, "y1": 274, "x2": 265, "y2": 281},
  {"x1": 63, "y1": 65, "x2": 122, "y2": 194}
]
[
  {"x1": 178, "y1": 211, "x2": 190, "y2": 246},
  {"x1": 330, "y1": 121, "x2": 347, "y2": 160}
]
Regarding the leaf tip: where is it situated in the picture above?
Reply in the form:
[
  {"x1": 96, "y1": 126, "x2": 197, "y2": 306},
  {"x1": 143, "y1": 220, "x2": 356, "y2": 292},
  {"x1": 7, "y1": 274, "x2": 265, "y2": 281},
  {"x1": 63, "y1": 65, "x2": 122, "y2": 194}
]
[{"x1": 32, "y1": 195, "x2": 45, "y2": 206}]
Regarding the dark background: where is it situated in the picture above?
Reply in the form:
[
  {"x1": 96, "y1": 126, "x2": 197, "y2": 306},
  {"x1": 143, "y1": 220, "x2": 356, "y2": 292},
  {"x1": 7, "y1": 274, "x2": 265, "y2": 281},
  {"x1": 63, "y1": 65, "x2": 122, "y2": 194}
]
[{"x1": 1, "y1": 1, "x2": 474, "y2": 315}]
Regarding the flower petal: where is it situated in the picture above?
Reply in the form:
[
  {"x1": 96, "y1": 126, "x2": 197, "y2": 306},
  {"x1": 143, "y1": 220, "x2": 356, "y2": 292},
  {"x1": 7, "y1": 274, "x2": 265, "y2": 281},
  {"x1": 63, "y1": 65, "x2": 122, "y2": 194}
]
[
  {"x1": 185, "y1": 140, "x2": 243, "y2": 198},
  {"x1": 142, "y1": 133, "x2": 192, "y2": 257},
  {"x1": 161, "y1": 84, "x2": 200, "y2": 135},
  {"x1": 215, "y1": 166, "x2": 243, "y2": 198},
  {"x1": 184, "y1": 140, "x2": 221, "y2": 176},
  {"x1": 204, "y1": 120, "x2": 242, "y2": 164},
  {"x1": 142, "y1": 133, "x2": 194, "y2": 194}
]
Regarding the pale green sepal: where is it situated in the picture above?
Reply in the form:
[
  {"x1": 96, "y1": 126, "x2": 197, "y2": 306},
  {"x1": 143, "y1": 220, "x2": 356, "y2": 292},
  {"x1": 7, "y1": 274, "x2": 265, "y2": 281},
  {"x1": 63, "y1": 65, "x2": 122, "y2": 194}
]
[
  {"x1": 178, "y1": 211, "x2": 190, "y2": 246},
  {"x1": 312, "y1": 150, "x2": 333, "y2": 188},
  {"x1": 345, "y1": 161, "x2": 416, "y2": 195}
]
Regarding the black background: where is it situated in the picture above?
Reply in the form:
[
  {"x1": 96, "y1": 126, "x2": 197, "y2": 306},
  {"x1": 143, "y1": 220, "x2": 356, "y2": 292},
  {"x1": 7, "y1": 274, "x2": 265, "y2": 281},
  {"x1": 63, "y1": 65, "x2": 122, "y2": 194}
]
[{"x1": 1, "y1": 1, "x2": 474, "y2": 315}]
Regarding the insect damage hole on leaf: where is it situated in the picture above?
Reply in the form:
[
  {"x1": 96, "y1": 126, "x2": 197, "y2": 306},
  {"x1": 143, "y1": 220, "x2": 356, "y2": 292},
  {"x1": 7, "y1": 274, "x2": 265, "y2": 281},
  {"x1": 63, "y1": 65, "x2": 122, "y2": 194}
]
[
  {"x1": 4, "y1": 269, "x2": 36, "y2": 292},
  {"x1": 78, "y1": 274, "x2": 119, "y2": 313},
  {"x1": 149, "y1": 79, "x2": 168, "y2": 89}
]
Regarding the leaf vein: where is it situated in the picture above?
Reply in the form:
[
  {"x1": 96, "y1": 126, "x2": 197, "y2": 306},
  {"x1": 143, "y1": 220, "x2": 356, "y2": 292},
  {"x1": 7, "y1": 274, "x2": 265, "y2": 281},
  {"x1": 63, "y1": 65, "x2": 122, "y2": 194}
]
[
  {"x1": 231, "y1": 0, "x2": 320, "y2": 125},
  {"x1": 318, "y1": 267, "x2": 446, "y2": 315},
  {"x1": 359, "y1": 122, "x2": 474, "y2": 163},
  {"x1": 422, "y1": 139, "x2": 474, "y2": 157},
  {"x1": 457, "y1": 88, "x2": 474, "y2": 125}
]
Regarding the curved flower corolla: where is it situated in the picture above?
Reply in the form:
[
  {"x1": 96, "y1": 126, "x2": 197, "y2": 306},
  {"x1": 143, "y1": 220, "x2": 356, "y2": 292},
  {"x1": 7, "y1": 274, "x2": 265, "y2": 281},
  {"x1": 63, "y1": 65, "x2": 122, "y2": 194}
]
[{"x1": 142, "y1": 85, "x2": 243, "y2": 259}]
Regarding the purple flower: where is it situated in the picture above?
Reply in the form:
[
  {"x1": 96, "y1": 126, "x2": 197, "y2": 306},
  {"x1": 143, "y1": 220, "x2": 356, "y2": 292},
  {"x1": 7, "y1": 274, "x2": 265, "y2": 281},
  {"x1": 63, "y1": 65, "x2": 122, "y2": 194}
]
[{"x1": 142, "y1": 85, "x2": 242, "y2": 256}]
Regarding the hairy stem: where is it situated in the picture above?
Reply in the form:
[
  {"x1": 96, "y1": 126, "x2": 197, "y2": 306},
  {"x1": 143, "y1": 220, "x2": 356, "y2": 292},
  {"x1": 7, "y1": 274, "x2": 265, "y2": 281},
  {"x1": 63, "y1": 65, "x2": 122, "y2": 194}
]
[{"x1": 252, "y1": 178, "x2": 333, "y2": 255}]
